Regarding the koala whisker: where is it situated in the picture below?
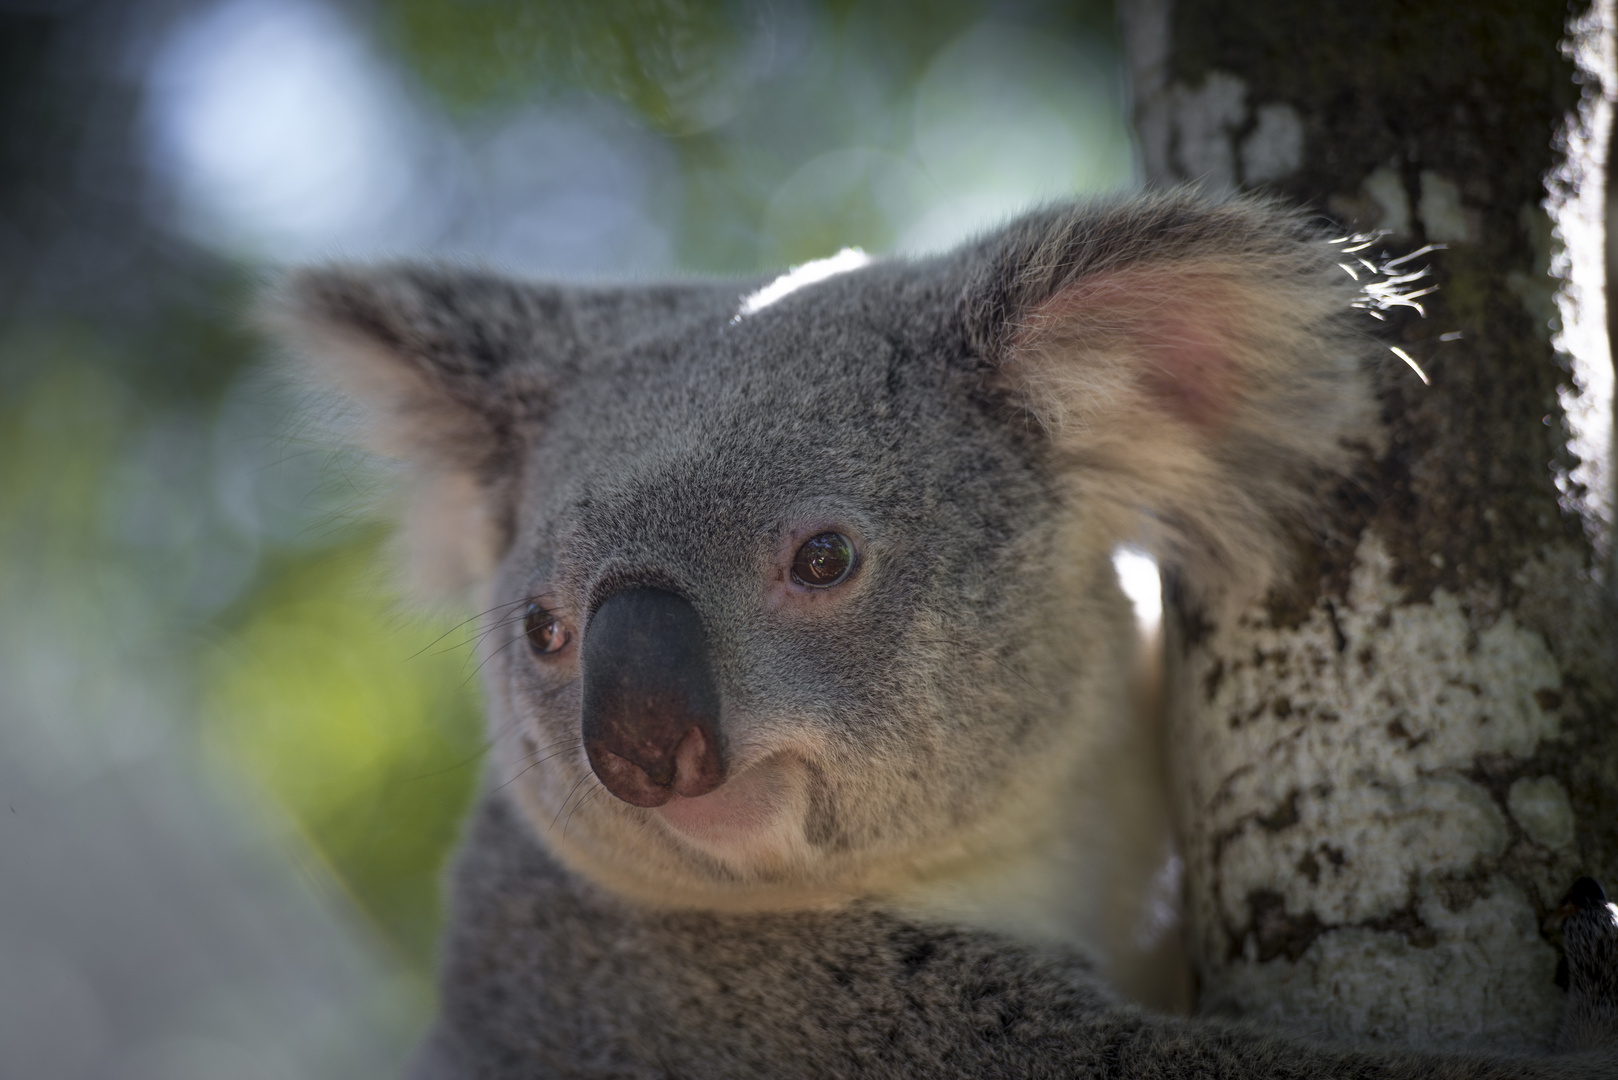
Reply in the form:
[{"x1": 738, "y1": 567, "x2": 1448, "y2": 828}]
[
  {"x1": 460, "y1": 623, "x2": 525, "y2": 665},
  {"x1": 469, "y1": 683, "x2": 582, "y2": 768},
  {"x1": 493, "y1": 741, "x2": 587, "y2": 796},
  {"x1": 397, "y1": 746, "x2": 490, "y2": 784},
  {"x1": 417, "y1": 607, "x2": 529, "y2": 661},
  {"x1": 530, "y1": 743, "x2": 586, "y2": 771},
  {"x1": 563, "y1": 781, "x2": 606, "y2": 841},
  {"x1": 547, "y1": 772, "x2": 597, "y2": 831},
  {"x1": 516, "y1": 736, "x2": 585, "y2": 766},
  {"x1": 405, "y1": 599, "x2": 528, "y2": 662},
  {"x1": 468, "y1": 612, "x2": 531, "y2": 651},
  {"x1": 395, "y1": 717, "x2": 573, "y2": 787},
  {"x1": 463, "y1": 634, "x2": 531, "y2": 687},
  {"x1": 467, "y1": 606, "x2": 537, "y2": 646}
]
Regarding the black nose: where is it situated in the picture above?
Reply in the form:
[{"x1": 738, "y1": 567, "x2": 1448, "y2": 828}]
[{"x1": 580, "y1": 587, "x2": 725, "y2": 807}]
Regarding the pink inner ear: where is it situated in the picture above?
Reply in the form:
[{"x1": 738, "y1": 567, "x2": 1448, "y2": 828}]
[{"x1": 1023, "y1": 270, "x2": 1241, "y2": 432}]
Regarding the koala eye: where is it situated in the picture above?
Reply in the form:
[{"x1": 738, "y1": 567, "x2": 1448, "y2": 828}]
[
  {"x1": 791, "y1": 532, "x2": 855, "y2": 588},
  {"x1": 523, "y1": 602, "x2": 570, "y2": 655}
]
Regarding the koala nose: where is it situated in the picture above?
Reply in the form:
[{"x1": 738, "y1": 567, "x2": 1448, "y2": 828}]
[{"x1": 580, "y1": 587, "x2": 726, "y2": 807}]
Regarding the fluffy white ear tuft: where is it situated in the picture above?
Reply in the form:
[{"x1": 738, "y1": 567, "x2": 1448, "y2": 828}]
[{"x1": 974, "y1": 195, "x2": 1380, "y2": 599}]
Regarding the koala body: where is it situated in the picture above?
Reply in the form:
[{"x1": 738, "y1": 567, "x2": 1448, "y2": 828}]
[{"x1": 276, "y1": 195, "x2": 1618, "y2": 1078}]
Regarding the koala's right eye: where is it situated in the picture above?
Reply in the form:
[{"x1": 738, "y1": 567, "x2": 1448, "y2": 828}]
[
  {"x1": 791, "y1": 532, "x2": 855, "y2": 588},
  {"x1": 523, "y1": 602, "x2": 570, "y2": 655}
]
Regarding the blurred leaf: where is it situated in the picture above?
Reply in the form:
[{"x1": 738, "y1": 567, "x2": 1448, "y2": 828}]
[
  {"x1": 203, "y1": 540, "x2": 486, "y2": 970},
  {"x1": 0, "y1": 329, "x2": 134, "y2": 567},
  {"x1": 380, "y1": 0, "x2": 744, "y2": 131}
]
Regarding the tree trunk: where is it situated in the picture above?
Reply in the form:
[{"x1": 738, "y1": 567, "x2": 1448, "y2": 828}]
[{"x1": 1122, "y1": 0, "x2": 1618, "y2": 1052}]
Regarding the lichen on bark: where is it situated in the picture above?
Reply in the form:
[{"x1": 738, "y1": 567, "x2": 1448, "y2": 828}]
[{"x1": 1124, "y1": 0, "x2": 1618, "y2": 1052}]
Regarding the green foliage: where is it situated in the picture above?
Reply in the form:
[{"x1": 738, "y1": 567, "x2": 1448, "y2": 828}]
[
  {"x1": 0, "y1": 330, "x2": 132, "y2": 568},
  {"x1": 0, "y1": 325, "x2": 485, "y2": 975},
  {"x1": 377, "y1": 0, "x2": 1130, "y2": 276},
  {"x1": 381, "y1": 0, "x2": 1119, "y2": 126},
  {"x1": 203, "y1": 542, "x2": 487, "y2": 970},
  {"x1": 380, "y1": 0, "x2": 744, "y2": 130}
]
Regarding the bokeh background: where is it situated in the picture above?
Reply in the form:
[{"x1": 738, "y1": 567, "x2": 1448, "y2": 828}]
[{"x1": 0, "y1": 1, "x2": 1136, "y2": 1075}]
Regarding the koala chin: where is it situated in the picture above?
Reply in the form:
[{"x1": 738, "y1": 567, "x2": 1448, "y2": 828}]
[{"x1": 271, "y1": 194, "x2": 1618, "y2": 1079}]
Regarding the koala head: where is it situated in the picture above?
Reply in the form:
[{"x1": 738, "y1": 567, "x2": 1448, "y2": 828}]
[{"x1": 270, "y1": 195, "x2": 1373, "y2": 908}]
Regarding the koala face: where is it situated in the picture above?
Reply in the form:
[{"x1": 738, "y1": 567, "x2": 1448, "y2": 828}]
[
  {"x1": 272, "y1": 195, "x2": 1372, "y2": 910},
  {"x1": 480, "y1": 263, "x2": 1131, "y2": 903}
]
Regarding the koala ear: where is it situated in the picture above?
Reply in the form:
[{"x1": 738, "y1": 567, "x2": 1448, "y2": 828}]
[
  {"x1": 967, "y1": 195, "x2": 1378, "y2": 597},
  {"x1": 264, "y1": 263, "x2": 570, "y2": 597}
]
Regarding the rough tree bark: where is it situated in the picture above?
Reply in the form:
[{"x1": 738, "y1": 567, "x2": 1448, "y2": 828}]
[{"x1": 1122, "y1": 0, "x2": 1618, "y2": 1052}]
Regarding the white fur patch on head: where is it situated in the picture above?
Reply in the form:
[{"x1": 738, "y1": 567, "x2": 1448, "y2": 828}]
[{"x1": 734, "y1": 248, "x2": 872, "y2": 320}]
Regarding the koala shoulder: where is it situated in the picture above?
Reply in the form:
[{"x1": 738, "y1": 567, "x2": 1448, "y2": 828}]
[{"x1": 414, "y1": 792, "x2": 1117, "y2": 1079}]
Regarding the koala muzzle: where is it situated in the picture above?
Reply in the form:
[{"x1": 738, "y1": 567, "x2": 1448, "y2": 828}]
[{"x1": 580, "y1": 587, "x2": 726, "y2": 807}]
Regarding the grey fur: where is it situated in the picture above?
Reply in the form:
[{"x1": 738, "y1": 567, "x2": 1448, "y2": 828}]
[
  {"x1": 1559, "y1": 881, "x2": 1618, "y2": 1055},
  {"x1": 270, "y1": 193, "x2": 1618, "y2": 1078}
]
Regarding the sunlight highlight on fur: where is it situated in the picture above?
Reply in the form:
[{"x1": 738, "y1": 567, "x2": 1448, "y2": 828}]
[{"x1": 734, "y1": 248, "x2": 872, "y2": 319}]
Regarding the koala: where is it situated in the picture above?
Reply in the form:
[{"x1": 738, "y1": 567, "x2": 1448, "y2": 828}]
[{"x1": 271, "y1": 193, "x2": 1618, "y2": 1078}]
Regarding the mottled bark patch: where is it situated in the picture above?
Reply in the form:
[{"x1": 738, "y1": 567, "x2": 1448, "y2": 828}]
[{"x1": 1135, "y1": 0, "x2": 1615, "y2": 1050}]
